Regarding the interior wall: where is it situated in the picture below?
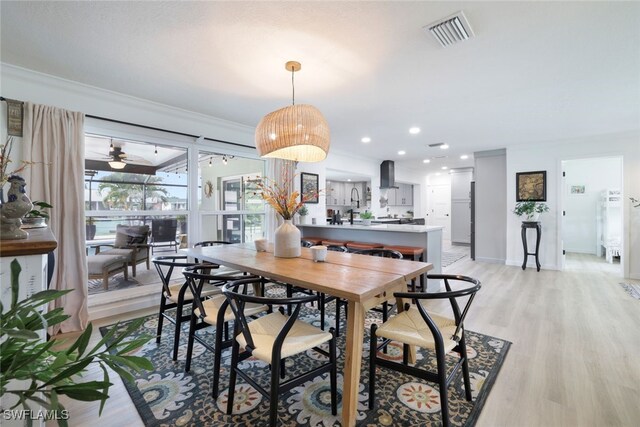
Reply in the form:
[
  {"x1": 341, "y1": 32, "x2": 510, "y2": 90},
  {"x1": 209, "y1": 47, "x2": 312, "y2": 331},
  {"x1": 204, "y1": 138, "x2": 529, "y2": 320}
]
[
  {"x1": 505, "y1": 131, "x2": 640, "y2": 279},
  {"x1": 474, "y1": 149, "x2": 507, "y2": 263},
  {"x1": 562, "y1": 157, "x2": 622, "y2": 254}
]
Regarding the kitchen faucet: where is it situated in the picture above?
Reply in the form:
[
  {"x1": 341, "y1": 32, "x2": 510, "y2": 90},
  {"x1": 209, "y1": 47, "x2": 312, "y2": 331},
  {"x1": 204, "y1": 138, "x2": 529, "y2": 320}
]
[{"x1": 350, "y1": 187, "x2": 360, "y2": 209}]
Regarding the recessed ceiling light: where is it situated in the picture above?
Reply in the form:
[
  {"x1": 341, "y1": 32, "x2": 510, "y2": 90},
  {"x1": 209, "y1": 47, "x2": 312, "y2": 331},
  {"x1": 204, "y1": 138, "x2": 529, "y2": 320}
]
[
  {"x1": 422, "y1": 159, "x2": 431, "y2": 163},
  {"x1": 398, "y1": 150, "x2": 406, "y2": 155},
  {"x1": 435, "y1": 172, "x2": 441, "y2": 176},
  {"x1": 440, "y1": 144, "x2": 449, "y2": 150},
  {"x1": 347, "y1": 179, "x2": 352, "y2": 181},
  {"x1": 460, "y1": 154, "x2": 468, "y2": 159},
  {"x1": 361, "y1": 137, "x2": 371, "y2": 143},
  {"x1": 441, "y1": 166, "x2": 448, "y2": 170},
  {"x1": 409, "y1": 127, "x2": 421, "y2": 134}
]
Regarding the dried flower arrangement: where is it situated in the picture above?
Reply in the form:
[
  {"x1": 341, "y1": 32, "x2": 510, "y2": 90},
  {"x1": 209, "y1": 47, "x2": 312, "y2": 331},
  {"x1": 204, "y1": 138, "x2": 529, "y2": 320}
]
[{"x1": 252, "y1": 168, "x2": 319, "y2": 220}]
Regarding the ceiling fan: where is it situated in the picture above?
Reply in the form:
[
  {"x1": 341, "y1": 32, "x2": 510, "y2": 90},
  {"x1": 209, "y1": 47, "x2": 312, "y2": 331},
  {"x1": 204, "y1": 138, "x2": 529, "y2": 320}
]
[{"x1": 90, "y1": 140, "x2": 153, "y2": 169}]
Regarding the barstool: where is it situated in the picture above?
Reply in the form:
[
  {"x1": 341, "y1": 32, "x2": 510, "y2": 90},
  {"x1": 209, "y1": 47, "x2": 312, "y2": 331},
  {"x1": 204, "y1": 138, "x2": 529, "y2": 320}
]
[
  {"x1": 383, "y1": 245, "x2": 426, "y2": 291},
  {"x1": 345, "y1": 241, "x2": 383, "y2": 252},
  {"x1": 321, "y1": 239, "x2": 349, "y2": 247},
  {"x1": 301, "y1": 237, "x2": 323, "y2": 246}
]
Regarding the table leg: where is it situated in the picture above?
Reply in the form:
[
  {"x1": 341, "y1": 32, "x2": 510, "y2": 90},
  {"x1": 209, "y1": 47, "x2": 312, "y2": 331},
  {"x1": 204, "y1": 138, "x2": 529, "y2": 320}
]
[
  {"x1": 342, "y1": 300, "x2": 364, "y2": 427},
  {"x1": 521, "y1": 224, "x2": 528, "y2": 270},
  {"x1": 535, "y1": 223, "x2": 542, "y2": 272}
]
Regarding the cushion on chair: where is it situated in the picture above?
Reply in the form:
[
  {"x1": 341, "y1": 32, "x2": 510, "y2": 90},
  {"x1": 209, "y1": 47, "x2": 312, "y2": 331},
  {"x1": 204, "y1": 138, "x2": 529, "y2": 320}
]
[
  {"x1": 87, "y1": 255, "x2": 126, "y2": 274},
  {"x1": 166, "y1": 282, "x2": 222, "y2": 303},
  {"x1": 383, "y1": 245, "x2": 424, "y2": 257},
  {"x1": 322, "y1": 239, "x2": 349, "y2": 246},
  {"x1": 98, "y1": 248, "x2": 134, "y2": 262},
  {"x1": 346, "y1": 241, "x2": 384, "y2": 250},
  {"x1": 376, "y1": 308, "x2": 461, "y2": 354},
  {"x1": 236, "y1": 311, "x2": 332, "y2": 362},
  {"x1": 114, "y1": 225, "x2": 150, "y2": 247},
  {"x1": 194, "y1": 295, "x2": 268, "y2": 325}
]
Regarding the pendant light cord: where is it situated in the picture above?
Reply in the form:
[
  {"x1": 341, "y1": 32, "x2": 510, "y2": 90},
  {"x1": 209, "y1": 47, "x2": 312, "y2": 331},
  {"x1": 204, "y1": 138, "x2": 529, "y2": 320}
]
[{"x1": 291, "y1": 65, "x2": 295, "y2": 105}]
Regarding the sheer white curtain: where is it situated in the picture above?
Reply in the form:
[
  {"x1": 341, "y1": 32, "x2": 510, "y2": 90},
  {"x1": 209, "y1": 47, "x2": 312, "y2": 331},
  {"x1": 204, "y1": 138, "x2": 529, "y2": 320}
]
[
  {"x1": 23, "y1": 102, "x2": 88, "y2": 334},
  {"x1": 264, "y1": 158, "x2": 296, "y2": 242}
]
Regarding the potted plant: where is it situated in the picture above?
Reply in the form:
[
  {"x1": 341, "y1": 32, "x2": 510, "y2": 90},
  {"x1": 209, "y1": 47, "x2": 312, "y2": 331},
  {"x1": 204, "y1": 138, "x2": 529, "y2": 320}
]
[
  {"x1": 360, "y1": 210, "x2": 374, "y2": 226},
  {"x1": 298, "y1": 204, "x2": 309, "y2": 224},
  {"x1": 22, "y1": 200, "x2": 53, "y2": 228},
  {"x1": 1, "y1": 260, "x2": 153, "y2": 424},
  {"x1": 86, "y1": 216, "x2": 97, "y2": 240},
  {"x1": 513, "y1": 201, "x2": 549, "y2": 221}
]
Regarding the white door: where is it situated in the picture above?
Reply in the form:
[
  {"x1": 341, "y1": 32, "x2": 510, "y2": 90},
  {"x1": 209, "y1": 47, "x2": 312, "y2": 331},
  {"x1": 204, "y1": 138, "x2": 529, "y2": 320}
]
[{"x1": 427, "y1": 184, "x2": 451, "y2": 240}]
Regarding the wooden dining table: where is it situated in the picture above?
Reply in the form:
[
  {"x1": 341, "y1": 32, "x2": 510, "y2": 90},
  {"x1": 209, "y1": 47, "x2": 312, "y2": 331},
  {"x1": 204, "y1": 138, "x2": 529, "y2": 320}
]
[{"x1": 184, "y1": 242, "x2": 432, "y2": 427}]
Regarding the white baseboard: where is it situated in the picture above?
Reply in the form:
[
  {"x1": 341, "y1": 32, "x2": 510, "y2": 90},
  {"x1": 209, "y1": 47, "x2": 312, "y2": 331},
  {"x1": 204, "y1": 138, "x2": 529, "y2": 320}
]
[{"x1": 88, "y1": 288, "x2": 158, "y2": 321}]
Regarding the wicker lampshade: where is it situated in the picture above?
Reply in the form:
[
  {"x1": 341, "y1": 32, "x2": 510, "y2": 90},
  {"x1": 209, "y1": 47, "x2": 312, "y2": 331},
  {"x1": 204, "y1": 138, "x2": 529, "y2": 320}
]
[
  {"x1": 255, "y1": 104, "x2": 330, "y2": 162},
  {"x1": 255, "y1": 61, "x2": 330, "y2": 163}
]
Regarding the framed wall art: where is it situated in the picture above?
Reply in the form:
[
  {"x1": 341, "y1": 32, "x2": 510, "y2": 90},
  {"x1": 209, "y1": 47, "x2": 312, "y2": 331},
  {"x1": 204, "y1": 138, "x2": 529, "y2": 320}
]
[
  {"x1": 300, "y1": 172, "x2": 319, "y2": 204},
  {"x1": 570, "y1": 185, "x2": 585, "y2": 195},
  {"x1": 516, "y1": 170, "x2": 547, "y2": 201}
]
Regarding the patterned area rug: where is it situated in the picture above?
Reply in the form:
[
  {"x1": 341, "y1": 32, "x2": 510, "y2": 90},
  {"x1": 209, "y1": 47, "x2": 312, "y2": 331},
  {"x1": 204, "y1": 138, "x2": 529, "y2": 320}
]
[
  {"x1": 442, "y1": 251, "x2": 467, "y2": 268},
  {"x1": 620, "y1": 283, "x2": 640, "y2": 300},
  {"x1": 101, "y1": 289, "x2": 510, "y2": 426},
  {"x1": 88, "y1": 272, "x2": 140, "y2": 294}
]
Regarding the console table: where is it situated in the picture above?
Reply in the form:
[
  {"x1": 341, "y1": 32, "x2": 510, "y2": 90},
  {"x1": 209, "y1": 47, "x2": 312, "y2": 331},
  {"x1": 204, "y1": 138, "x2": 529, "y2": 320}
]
[{"x1": 521, "y1": 221, "x2": 541, "y2": 271}]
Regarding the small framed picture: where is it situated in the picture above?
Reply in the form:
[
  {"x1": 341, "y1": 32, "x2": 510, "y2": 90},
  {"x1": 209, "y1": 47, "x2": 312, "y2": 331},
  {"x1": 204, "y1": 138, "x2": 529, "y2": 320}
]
[
  {"x1": 570, "y1": 185, "x2": 585, "y2": 195},
  {"x1": 516, "y1": 170, "x2": 546, "y2": 201},
  {"x1": 300, "y1": 172, "x2": 319, "y2": 204},
  {"x1": 7, "y1": 99, "x2": 23, "y2": 137}
]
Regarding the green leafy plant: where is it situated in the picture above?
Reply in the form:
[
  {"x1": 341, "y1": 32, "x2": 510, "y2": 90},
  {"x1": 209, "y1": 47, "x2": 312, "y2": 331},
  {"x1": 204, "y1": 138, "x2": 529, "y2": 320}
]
[
  {"x1": 25, "y1": 201, "x2": 53, "y2": 219},
  {"x1": 298, "y1": 205, "x2": 309, "y2": 216},
  {"x1": 631, "y1": 197, "x2": 639, "y2": 208},
  {"x1": 0, "y1": 259, "x2": 153, "y2": 426},
  {"x1": 360, "y1": 210, "x2": 374, "y2": 219},
  {"x1": 513, "y1": 201, "x2": 549, "y2": 219}
]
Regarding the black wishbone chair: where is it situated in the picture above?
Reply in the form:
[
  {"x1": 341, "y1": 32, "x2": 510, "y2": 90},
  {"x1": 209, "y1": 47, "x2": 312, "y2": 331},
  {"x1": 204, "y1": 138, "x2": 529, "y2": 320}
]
[
  {"x1": 223, "y1": 278, "x2": 337, "y2": 427},
  {"x1": 182, "y1": 265, "x2": 267, "y2": 398},
  {"x1": 153, "y1": 255, "x2": 198, "y2": 360},
  {"x1": 369, "y1": 274, "x2": 482, "y2": 427}
]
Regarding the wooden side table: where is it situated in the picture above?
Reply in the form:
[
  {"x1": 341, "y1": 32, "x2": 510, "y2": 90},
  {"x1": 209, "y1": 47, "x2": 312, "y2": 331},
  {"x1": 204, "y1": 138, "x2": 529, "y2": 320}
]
[{"x1": 521, "y1": 221, "x2": 541, "y2": 271}]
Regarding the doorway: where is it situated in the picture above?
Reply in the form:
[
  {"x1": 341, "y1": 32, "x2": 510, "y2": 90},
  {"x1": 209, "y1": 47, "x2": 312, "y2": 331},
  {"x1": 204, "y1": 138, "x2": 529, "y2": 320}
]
[
  {"x1": 427, "y1": 181, "x2": 451, "y2": 241},
  {"x1": 560, "y1": 156, "x2": 623, "y2": 276}
]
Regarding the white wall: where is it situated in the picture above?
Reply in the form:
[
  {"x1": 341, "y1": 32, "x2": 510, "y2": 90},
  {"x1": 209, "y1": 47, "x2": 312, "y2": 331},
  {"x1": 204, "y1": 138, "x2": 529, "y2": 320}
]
[
  {"x1": 562, "y1": 157, "x2": 622, "y2": 254},
  {"x1": 475, "y1": 149, "x2": 507, "y2": 263},
  {"x1": 505, "y1": 131, "x2": 640, "y2": 279}
]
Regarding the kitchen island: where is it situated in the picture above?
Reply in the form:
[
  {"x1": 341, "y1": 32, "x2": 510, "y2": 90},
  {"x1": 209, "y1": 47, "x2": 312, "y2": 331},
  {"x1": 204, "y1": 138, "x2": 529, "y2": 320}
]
[{"x1": 299, "y1": 223, "x2": 443, "y2": 291}]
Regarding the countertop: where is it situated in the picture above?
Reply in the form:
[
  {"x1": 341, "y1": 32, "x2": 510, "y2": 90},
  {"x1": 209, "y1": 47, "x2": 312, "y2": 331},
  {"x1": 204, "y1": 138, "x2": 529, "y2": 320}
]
[{"x1": 299, "y1": 223, "x2": 442, "y2": 234}]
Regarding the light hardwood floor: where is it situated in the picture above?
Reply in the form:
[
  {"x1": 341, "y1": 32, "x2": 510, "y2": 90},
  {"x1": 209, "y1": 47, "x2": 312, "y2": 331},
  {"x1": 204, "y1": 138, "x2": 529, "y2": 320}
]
[{"x1": 58, "y1": 246, "x2": 640, "y2": 426}]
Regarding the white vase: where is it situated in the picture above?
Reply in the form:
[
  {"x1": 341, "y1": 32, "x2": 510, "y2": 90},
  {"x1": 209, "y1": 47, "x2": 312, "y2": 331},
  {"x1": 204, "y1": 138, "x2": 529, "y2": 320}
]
[
  {"x1": 527, "y1": 213, "x2": 540, "y2": 221},
  {"x1": 274, "y1": 219, "x2": 301, "y2": 258},
  {"x1": 362, "y1": 219, "x2": 372, "y2": 226},
  {"x1": 299, "y1": 215, "x2": 308, "y2": 225}
]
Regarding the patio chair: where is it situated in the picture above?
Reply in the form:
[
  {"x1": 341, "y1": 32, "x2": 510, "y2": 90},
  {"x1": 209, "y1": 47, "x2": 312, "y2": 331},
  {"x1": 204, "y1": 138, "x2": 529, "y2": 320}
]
[
  {"x1": 96, "y1": 224, "x2": 150, "y2": 277},
  {"x1": 150, "y1": 218, "x2": 179, "y2": 254}
]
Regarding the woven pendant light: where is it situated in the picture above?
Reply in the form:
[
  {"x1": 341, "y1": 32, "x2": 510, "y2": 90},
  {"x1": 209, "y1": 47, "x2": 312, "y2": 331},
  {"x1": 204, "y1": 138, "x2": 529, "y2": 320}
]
[{"x1": 255, "y1": 61, "x2": 330, "y2": 163}]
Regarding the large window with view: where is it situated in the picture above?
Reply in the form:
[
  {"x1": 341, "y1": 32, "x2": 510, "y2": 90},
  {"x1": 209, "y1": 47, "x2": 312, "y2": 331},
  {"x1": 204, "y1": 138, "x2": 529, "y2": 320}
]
[
  {"x1": 84, "y1": 134, "x2": 189, "y2": 295},
  {"x1": 198, "y1": 151, "x2": 265, "y2": 244}
]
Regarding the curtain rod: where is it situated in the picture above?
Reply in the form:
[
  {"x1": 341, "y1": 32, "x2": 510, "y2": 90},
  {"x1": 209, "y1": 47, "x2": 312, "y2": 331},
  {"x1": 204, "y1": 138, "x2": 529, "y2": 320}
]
[{"x1": 1, "y1": 96, "x2": 255, "y2": 151}]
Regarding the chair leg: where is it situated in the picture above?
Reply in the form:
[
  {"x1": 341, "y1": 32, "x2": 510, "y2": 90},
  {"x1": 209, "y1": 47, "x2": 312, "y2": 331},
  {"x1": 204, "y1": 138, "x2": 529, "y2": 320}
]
[
  {"x1": 368, "y1": 324, "x2": 377, "y2": 409},
  {"x1": 172, "y1": 300, "x2": 184, "y2": 361},
  {"x1": 156, "y1": 297, "x2": 166, "y2": 344},
  {"x1": 459, "y1": 332, "x2": 473, "y2": 401},
  {"x1": 102, "y1": 270, "x2": 109, "y2": 290},
  {"x1": 320, "y1": 293, "x2": 326, "y2": 331},
  {"x1": 329, "y1": 328, "x2": 337, "y2": 416},
  {"x1": 436, "y1": 348, "x2": 450, "y2": 427},
  {"x1": 212, "y1": 322, "x2": 225, "y2": 398},
  {"x1": 335, "y1": 300, "x2": 341, "y2": 337},
  {"x1": 382, "y1": 302, "x2": 388, "y2": 354},
  {"x1": 184, "y1": 314, "x2": 197, "y2": 372},
  {"x1": 132, "y1": 261, "x2": 137, "y2": 277},
  {"x1": 269, "y1": 355, "x2": 281, "y2": 427},
  {"x1": 280, "y1": 358, "x2": 286, "y2": 379},
  {"x1": 227, "y1": 341, "x2": 240, "y2": 415}
]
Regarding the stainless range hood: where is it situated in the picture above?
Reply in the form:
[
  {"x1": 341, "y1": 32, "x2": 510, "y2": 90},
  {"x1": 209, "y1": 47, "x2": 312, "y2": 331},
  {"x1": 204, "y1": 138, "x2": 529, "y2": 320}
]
[{"x1": 380, "y1": 160, "x2": 399, "y2": 189}]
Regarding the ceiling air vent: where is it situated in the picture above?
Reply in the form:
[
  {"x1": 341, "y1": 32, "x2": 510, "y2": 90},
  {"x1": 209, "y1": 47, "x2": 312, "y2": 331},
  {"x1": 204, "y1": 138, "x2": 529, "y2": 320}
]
[
  {"x1": 428, "y1": 143, "x2": 446, "y2": 148},
  {"x1": 424, "y1": 11, "x2": 474, "y2": 48}
]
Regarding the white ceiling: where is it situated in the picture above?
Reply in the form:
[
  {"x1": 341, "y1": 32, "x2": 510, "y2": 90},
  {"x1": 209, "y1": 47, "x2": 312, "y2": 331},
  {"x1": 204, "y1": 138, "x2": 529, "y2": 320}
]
[{"x1": 2, "y1": 2, "x2": 639, "y2": 174}]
